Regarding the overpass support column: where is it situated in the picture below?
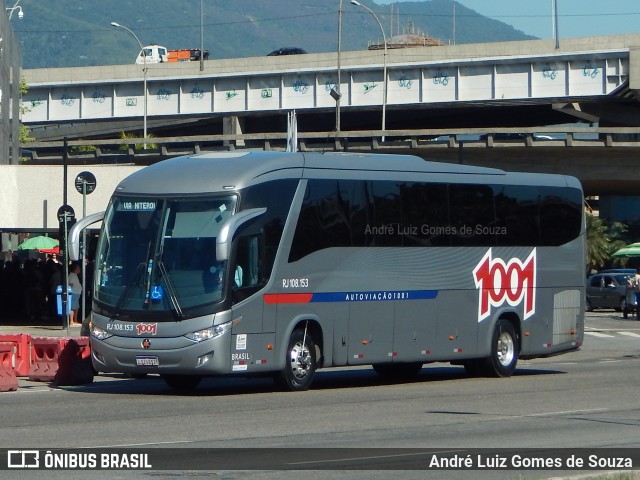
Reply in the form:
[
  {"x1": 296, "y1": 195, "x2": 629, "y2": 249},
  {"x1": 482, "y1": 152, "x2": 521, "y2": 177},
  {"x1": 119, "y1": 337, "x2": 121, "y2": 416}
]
[
  {"x1": 630, "y1": 47, "x2": 640, "y2": 101},
  {"x1": 223, "y1": 116, "x2": 245, "y2": 148}
]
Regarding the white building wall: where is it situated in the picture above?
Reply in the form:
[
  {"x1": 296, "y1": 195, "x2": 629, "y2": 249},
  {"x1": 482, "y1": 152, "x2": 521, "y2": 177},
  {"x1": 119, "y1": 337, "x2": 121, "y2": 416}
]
[{"x1": 0, "y1": 164, "x2": 143, "y2": 230}]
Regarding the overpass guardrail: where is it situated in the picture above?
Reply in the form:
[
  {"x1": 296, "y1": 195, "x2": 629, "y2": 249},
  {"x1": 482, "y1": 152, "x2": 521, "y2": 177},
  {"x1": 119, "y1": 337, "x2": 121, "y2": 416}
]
[{"x1": 20, "y1": 126, "x2": 640, "y2": 165}]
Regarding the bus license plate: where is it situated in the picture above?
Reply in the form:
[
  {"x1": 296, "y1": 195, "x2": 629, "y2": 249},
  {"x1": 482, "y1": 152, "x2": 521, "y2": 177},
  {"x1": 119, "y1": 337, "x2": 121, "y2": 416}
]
[{"x1": 136, "y1": 355, "x2": 159, "y2": 366}]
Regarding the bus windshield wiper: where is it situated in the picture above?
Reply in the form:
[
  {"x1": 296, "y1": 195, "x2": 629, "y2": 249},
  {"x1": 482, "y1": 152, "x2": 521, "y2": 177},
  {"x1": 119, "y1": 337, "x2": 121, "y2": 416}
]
[
  {"x1": 157, "y1": 260, "x2": 184, "y2": 319},
  {"x1": 114, "y1": 262, "x2": 147, "y2": 313}
]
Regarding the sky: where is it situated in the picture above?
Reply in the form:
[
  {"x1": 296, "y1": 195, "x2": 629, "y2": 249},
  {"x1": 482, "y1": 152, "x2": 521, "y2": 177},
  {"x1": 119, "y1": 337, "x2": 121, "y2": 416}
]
[{"x1": 376, "y1": 0, "x2": 640, "y2": 40}]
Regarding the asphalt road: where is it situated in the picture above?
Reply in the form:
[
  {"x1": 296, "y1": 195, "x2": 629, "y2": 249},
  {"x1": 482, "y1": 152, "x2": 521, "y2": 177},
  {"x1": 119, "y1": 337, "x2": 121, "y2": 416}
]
[{"x1": 1, "y1": 311, "x2": 639, "y2": 480}]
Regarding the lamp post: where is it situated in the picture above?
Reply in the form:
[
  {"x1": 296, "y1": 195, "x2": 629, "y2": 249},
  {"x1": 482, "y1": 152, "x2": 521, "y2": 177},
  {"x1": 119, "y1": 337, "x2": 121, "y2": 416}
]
[
  {"x1": 552, "y1": 0, "x2": 559, "y2": 50},
  {"x1": 351, "y1": 0, "x2": 386, "y2": 140},
  {"x1": 6, "y1": 0, "x2": 24, "y2": 20},
  {"x1": 335, "y1": 0, "x2": 343, "y2": 132},
  {"x1": 111, "y1": 21, "x2": 147, "y2": 149},
  {"x1": 200, "y1": 0, "x2": 204, "y2": 72}
]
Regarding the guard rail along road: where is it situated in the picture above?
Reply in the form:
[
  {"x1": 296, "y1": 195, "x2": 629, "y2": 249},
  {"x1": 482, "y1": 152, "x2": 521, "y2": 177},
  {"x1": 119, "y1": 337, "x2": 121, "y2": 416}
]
[{"x1": 21, "y1": 126, "x2": 640, "y2": 164}]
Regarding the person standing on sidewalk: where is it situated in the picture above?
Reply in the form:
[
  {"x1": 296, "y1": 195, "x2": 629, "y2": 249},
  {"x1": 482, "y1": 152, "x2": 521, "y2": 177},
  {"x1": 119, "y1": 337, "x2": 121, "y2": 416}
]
[{"x1": 68, "y1": 262, "x2": 83, "y2": 326}]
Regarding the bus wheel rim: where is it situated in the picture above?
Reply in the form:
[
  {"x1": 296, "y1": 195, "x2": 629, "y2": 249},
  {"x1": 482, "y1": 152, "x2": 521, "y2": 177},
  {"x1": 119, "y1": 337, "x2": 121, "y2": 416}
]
[
  {"x1": 290, "y1": 341, "x2": 310, "y2": 379},
  {"x1": 497, "y1": 332, "x2": 515, "y2": 366}
]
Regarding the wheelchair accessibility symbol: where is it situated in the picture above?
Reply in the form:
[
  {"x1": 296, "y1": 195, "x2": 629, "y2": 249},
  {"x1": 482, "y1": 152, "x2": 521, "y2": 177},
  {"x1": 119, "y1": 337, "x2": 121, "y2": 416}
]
[{"x1": 150, "y1": 285, "x2": 163, "y2": 301}]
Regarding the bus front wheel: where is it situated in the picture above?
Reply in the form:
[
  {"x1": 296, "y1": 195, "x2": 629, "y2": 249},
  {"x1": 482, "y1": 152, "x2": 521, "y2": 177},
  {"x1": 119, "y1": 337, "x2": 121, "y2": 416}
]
[
  {"x1": 276, "y1": 328, "x2": 317, "y2": 391},
  {"x1": 482, "y1": 319, "x2": 519, "y2": 378},
  {"x1": 161, "y1": 374, "x2": 203, "y2": 391}
]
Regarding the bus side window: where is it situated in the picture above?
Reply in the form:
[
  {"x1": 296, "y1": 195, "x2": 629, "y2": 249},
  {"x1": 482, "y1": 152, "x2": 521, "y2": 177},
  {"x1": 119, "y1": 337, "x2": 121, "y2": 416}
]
[
  {"x1": 234, "y1": 234, "x2": 262, "y2": 290},
  {"x1": 231, "y1": 234, "x2": 264, "y2": 305}
]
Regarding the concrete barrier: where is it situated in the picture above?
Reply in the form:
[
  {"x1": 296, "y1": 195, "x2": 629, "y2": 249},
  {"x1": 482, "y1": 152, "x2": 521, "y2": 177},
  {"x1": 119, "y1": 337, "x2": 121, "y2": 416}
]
[
  {"x1": 0, "y1": 342, "x2": 19, "y2": 392},
  {"x1": 0, "y1": 334, "x2": 32, "y2": 377}
]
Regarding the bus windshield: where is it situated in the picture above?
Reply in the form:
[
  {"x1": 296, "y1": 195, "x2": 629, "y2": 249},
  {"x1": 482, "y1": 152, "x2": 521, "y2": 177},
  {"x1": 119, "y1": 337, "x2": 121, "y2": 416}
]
[{"x1": 94, "y1": 195, "x2": 236, "y2": 316}]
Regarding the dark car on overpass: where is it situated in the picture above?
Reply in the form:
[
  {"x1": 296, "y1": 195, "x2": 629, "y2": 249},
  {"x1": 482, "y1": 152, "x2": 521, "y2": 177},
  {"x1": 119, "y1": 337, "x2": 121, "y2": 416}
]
[{"x1": 267, "y1": 47, "x2": 307, "y2": 56}]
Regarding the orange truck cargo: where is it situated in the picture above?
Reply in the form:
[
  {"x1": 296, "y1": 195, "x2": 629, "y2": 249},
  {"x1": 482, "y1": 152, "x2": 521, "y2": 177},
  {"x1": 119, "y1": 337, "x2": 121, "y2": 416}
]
[{"x1": 135, "y1": 45, "x2": 209, "y2": 64}]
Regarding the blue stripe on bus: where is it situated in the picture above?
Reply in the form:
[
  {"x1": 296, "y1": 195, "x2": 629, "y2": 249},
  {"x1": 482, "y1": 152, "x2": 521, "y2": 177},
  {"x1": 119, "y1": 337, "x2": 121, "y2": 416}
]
[
  {"x1": 263, "y1": 290, "x2": 439, "y2": 305},
  {"x1": 309, "y1": 290, "x2": 438, "y2": 303}
]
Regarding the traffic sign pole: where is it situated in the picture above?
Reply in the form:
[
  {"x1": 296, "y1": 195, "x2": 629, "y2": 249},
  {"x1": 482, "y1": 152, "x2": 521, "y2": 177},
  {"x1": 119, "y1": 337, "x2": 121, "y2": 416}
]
[
  {"x1": 63, "y1": 212, "x2": 70, "y2": 333},
  {"x1": 63, "y1": 139, "x2": 68, "y2": 332},
  {"x1": 74, "y1": 171, "x2": 97, "y2": 329},
  {"x1": 82, "y1": 180, "x2": 87, "y2": 327},
  {"x1": 57, "y1": 205, "x2": 75, "y2": 333}
]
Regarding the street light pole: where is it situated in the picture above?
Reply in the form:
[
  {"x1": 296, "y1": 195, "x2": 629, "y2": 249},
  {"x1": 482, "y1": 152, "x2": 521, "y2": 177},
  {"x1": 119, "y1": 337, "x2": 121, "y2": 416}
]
[
  {"x1": 552, "y1": 0, "x2": 560, "y2": 50},
  {"x1": 6, "y1": 0, "x2": 24, "y2": 20},
  {"x1": 351, "y1": 0, "x2": 386, "y2": 140},
  {"x1": 200, "y1": 0, "x2": 204, "y2": 72},
  {"x1": 336, "y1": 0, "x2": 343, "y2": 133},
  {"x1": 111, "y1": 21, "x2": 147, "y2": 149}
]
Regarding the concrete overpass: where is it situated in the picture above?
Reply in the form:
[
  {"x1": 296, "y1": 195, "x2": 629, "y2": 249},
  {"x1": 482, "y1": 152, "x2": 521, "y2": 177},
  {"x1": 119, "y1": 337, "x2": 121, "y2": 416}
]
[{"x1": 21, "y1": 34, "x2": 640, "y2": 136}]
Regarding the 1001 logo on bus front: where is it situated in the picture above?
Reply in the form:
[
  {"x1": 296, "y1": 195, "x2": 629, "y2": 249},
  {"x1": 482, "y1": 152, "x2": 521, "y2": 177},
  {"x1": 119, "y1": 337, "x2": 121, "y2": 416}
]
[{"x1": 472, "y1": 249, "x2": 536, "y2": 322}]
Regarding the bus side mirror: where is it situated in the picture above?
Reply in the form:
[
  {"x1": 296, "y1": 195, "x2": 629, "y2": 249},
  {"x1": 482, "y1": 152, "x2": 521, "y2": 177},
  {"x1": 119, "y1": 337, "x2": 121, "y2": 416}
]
[
  {"x1": 216, "y1": 208, "x2": 266, "y2": 262},
  {"x1": 68, "y1": 211, "x2": 105, "y2": 260}
]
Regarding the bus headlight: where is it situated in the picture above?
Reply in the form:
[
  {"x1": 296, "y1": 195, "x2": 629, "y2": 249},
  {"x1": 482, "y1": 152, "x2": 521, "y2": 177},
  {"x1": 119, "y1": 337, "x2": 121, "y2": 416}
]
[
  {"x1": 91, "y1": 324, "x2": 113, "y2": 340},
  {"x1": 185, "y1": 321, "x2": 232, "y2": 343}
]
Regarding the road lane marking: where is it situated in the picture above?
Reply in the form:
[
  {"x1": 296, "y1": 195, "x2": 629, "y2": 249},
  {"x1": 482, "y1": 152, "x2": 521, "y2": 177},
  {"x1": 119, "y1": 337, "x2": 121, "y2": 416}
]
[
  {"x1": 618, "y1": 331, "x2": 640, "y2": 338},
  {"x1": 584, "y1": 332, "x2": 614, "y2": 337},
  {"x1": 585, "y1": 327, "x2": 640, "y2": 332},
  {"x1": 521, "y1": 408, "x2": 608, "y2": 418}
]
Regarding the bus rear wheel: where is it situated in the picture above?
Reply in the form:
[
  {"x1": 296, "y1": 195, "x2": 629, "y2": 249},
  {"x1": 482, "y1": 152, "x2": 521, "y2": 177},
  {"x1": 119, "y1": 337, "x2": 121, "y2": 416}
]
[
  {"x1": 276, "y1": 328, "x2": 317, "y2": 391},
  {"x1": 161, "y1": 374, "x2": 203, "y2": 391},
  {"x1": 482, "y1": 319, "x2": 519, "y2": 377}
]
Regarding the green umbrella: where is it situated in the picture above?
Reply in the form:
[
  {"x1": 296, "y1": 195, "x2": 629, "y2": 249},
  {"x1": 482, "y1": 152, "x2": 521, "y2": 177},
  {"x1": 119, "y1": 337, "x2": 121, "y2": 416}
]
[
  {"x1": 17, "y1": 236, "x2": 59, "y2": 251},
  {"x1": 611, "y1": 242, "x2": 640, "y2": 258}
]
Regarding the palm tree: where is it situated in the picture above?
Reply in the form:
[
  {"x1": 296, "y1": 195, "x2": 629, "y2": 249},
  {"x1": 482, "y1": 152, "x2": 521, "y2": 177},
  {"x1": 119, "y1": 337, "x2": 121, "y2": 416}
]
[{"x1": 586, "y1": 213, "x2": 627, "y2": 273}]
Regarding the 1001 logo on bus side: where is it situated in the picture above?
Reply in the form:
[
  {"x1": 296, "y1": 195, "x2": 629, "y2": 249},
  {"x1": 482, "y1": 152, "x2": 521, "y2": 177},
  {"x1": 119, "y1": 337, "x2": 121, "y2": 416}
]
[{"x1": 473, "y1": 249, "x2": 536, "y2": 322}]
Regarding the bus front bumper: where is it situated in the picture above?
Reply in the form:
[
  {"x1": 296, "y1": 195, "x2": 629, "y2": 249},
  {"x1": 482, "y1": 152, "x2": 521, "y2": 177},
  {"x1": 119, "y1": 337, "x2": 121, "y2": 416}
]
[{"x1": 90, "y1": 333, "x2": 231, "y2": 375}]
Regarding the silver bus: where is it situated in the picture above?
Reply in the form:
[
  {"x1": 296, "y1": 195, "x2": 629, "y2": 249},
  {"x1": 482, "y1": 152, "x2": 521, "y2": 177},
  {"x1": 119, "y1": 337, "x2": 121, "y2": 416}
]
[{"x1": 69, "y1": 151, "x2": 585, "y2": 391}]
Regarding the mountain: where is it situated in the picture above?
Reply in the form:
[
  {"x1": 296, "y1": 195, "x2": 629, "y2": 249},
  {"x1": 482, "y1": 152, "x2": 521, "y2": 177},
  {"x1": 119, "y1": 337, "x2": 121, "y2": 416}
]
[{"x1": 10, "y1": 0, "x2": 536, "y2": 69}]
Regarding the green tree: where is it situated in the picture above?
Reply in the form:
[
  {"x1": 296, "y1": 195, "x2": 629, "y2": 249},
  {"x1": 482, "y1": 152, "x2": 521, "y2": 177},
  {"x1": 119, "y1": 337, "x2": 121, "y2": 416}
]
[
  {"x1": 19, "y1": 77, "x2": 35, "y2": 144},
  {"x1": 119, "y1": 131, "x2": 157, "y2": 150},
  {"x1": 586, "y1": 212, "x2": 627, "y2": 272}
]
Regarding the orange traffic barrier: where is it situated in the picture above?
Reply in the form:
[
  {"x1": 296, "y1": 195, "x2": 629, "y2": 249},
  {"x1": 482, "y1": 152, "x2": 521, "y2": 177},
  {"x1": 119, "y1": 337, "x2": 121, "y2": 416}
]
[
  {"x1": 54, "y1": 337, "x2": 94, "y2": 386},
  {"x1": 28, "y1": 337, "x2": 64, "y2": 382},
  {"x1": 0, "y1": 334, "x2": 32, "y2": 377},
  {"x1": 29, "y1": 337, "x2": 94, "y2": 385},
  {"x1": 0, "y1": 342, "x2": 19, "y2": 392}
]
